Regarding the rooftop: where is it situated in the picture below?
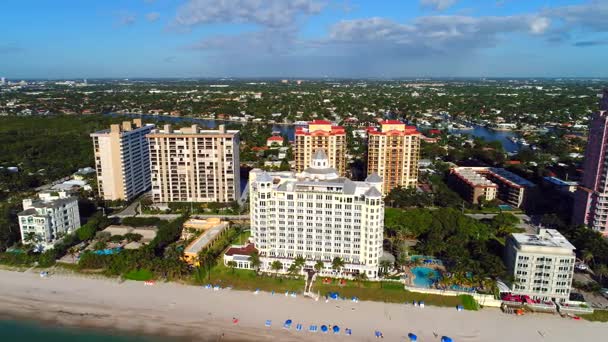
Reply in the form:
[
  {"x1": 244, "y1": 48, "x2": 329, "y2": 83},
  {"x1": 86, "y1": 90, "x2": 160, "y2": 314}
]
[
  {"x1": 512, "y1": 228, "x2": 575, "y2": 251},
  {"x1": 452, "y1": 168, "x2": 497, "y2": 187},
  {"x1": 184, "y1": 222, "x2": 229, "y2": 255}
]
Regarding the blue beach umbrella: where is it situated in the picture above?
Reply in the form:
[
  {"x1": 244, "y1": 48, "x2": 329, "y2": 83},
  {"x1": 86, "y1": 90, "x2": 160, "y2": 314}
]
[
  {"x1": 265, "y1": 320, "x2": 271, "y2": 327},
  {"x1": 321, "y1": 325, "x2": 328, "y2": 333},
  {"x1": 441, "y1": 336, "x2": 453, "y2": 342},
  {"x1": 408, "y1": 333, "x2": 418, "y2": 341},
  {"x1": 333, "y1": 325, "x2": 340, "y2": 333}
]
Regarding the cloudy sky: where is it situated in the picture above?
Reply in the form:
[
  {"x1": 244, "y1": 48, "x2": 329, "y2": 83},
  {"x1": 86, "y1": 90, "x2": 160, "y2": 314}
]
[{"x1": 2, "y1": 0, "x2": 608, "y2": 78}]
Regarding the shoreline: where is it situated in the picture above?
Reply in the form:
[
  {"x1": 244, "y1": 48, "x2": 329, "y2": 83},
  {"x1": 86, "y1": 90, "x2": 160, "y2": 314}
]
[{"x1": 0, "y1": 269, "x2": 606, "y2": 342}]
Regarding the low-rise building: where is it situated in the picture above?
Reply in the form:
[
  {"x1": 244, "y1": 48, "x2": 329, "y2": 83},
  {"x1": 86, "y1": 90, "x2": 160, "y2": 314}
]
[
  {"x1": 182, "y1": 219, "x2": 230, "y2": 266},
  {"x1": 223, "y1": 243, "x2": 258, "y2": 270},
  {"x1": 449, "y1": 167, "x2": 536, "y2": 208},
  {"x1": 504, "y1": 228, "x2": 575, "y2": 303},
  {"x1": 266, "y1": 135, "x2": 284, "y2": 147},
  {"x1": 18, "y1": 190, "x2": 81, "y2": 250}
]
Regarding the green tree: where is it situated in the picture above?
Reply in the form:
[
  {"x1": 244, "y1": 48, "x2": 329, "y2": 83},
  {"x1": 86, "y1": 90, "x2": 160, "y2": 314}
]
[
  {"x1": 270, "y1": 260, "x2": 283, "y2": 275},
  {"x1": 314, "y1": 260, "x2": 324, "y2": 273},
  {"x1": 227, "y1": 260, "x2": 237, "y2": 274},
  {"x1": 249, "y1": 251, "x2": 261, "y2": 273},
  {"x1": 379, "y1": 260, "x2": 392, "y2": 276},
  {"x1": 331, "y1": 257, "x2": 345, "y2": 274}
]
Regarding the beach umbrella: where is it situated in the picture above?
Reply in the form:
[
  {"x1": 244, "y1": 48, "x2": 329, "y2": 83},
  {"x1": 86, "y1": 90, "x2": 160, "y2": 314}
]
[
  {"x1": 374, "y1": 330, "x2": 382, "y2": 338},
  {"x1": 321, "y1": 325, "x2": 328, "y2": 333},
  {"x1": 408, "y1": 333, "x2": 418, "y2": 341},
  {"x1": 285, "y1": 319, "x2": 292, "y2": 326},
  {"x1": 441, "y1": 336, "x2": 453, "y2": 342},
  {"x1": 265, "y1": 320, "x2": 271, "y2": 327},
  {"x1": 333, "y1": 325, "x2": 340, "y2": 333}
]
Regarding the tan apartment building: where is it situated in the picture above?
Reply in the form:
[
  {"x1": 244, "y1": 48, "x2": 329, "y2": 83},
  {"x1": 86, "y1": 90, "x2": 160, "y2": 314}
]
[
  {"x1": 147, "y1": 124, "x2": 240, "y2": 203},
  {"x1": 449, "y1": 167, "x2": 536, "y2": 208},
  {"x1": 367, "y1": 120, "x2": 421, "y2": 194},
  {"x1": 90, "y1": 119, "x2": 155, "y2": 201},
  {"x1": 295, "y1": 120, "x2": 347, "y2": 176},
  {"x1": 448, "y1": 167, "x2": 498, "y2": 204}
]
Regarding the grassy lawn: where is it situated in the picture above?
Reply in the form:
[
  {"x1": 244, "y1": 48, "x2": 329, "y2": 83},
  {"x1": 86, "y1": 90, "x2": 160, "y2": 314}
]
[
  {"x1": 459, "y1": 295, "x2": 479, "y2": 310},
  {"x1": 123, "y1": 269, "x2": 154, "y2": 281},
  {"x1": 312, "y1": 279, "x2": 464, "y2": 308},
  {"x1": 195, "y1": 262, "x2": 305, "y2": 292},
  {"x1": 581, "y1": 310, "x2": 608, "y2": 322}
]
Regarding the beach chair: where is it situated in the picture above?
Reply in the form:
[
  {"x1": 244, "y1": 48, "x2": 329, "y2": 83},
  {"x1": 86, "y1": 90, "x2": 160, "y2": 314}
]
[
  {"x1": 265, "y1": 320, "x2": 272, "y2": 327},
  {"x1": 309, "y1": 325, "x2": 318, "y2": 333},
  {"x1": 296, "y1": 324, "x2": 303, "y2": 332},
  {"x1": 345, "y1": 328, "x2": 352, "y2": 336}
]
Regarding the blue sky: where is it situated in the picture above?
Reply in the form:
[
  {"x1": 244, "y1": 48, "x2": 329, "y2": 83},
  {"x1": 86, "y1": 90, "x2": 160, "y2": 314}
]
[{"x1": 1, "y1": 0, "x2": 608, "y2": 78}]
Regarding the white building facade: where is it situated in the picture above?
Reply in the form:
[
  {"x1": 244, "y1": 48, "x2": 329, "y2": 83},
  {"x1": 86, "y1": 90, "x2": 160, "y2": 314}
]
[
  {"x1": 18, "y1": 190, "x2": 81, "y2": 250},
  {"x1": 504, "y1": 228, "x2": 576, "y2": 302},
  {"x1": 90, "y1": 119, "x2": 154, "y2": 201},
  {"x1": 249, "y1": 149, "x2": 384, "y2": 278}
]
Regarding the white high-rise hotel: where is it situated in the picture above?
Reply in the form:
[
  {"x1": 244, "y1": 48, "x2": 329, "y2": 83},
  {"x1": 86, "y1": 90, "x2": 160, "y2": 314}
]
[{"x1": 249, "y1": 149, "x2": 384, "y2": 278}]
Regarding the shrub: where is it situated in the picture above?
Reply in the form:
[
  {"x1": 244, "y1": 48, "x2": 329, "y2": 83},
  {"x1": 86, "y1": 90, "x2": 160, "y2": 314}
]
[
  {"x1": 459, "y1": 294, "x2": 479, "y2": 310},
  {"x1": 121, "y1": 217, "x2": 162, "y2": 227},
  {"x1": 38, "y1": 248, "x2": 58, "y2": 267}
]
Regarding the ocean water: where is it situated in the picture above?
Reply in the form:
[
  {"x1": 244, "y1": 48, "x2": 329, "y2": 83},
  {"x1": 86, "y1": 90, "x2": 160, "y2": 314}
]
[{"x1": 0, "y1": 319, "x2": 169, "y2": 342}]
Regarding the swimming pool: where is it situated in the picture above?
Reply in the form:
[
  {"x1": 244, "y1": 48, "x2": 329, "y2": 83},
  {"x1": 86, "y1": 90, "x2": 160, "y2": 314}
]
[
  {"x1": 410, "y1": 255, "x2": 443, "y2": 266},
  {"x1": 411, "y1": 267, "x2": 441, "y2": 288}
]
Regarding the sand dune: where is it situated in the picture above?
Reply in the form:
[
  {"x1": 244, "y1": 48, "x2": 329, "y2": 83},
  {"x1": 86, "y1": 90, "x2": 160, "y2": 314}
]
[{"x1": 0, "y1": 269, "x2": 604, "y2": 341}]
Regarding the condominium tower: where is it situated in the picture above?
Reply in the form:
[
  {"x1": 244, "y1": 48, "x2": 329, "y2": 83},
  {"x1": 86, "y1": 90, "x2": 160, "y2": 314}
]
[
  {"x1": 18, "y1": 190, "x2": 81, "y2": 250},
  {"x1": 573, "y1": 89, "x2": 608, "y2": 236},
  {"x1": 367, "y1": 120, "x2": 421, "y2": 194},
  {"x1": 90, "y1": 119, "x2": 155, "y2": 201},
  {"x1": 147, "y1": 124, "x2": 240, "y2": 203},
  {"x1": 504, "y1": 228, "x2": 575, "y2": 302},
  {"x1": 249, "y1": 149, "x2": 384, "y2": 278},
  {"x1": 295, "y1": 120, "x2": 347, "y2": 176}
]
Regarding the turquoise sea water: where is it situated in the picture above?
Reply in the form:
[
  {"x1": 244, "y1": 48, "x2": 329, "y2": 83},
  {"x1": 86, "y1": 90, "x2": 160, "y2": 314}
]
[{"x1": 0, "y1": 319, "x2": 167, "y2": 342}]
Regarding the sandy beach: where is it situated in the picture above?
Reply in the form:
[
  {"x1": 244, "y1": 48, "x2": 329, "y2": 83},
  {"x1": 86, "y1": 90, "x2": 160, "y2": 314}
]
[{"x1": 0, "y1": 269, "x2": 605, "y2": 341}]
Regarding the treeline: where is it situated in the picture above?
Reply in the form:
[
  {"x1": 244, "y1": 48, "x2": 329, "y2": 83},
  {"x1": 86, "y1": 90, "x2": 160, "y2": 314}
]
[
  {"x1": 385, "y1": 208, "x2": 511, "y2": 279},
  {"x1": 78, "y1": 216, "x2": 190, "y2": 280},
  {"x1": 0, "y1": 213, "x2": 112, "y2": 267}
]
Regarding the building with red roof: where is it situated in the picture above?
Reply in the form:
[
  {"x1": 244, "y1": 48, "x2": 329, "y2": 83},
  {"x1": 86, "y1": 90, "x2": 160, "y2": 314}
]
[
  {"x1": 295, "y1": 120, "x2": 347, "y2": 176},
  {"x1": 367, "y1": 121, "x2": 421, "y2": 194},
  {"x1": 266, "y1": 135, "x2": 284, "y2": 147}
]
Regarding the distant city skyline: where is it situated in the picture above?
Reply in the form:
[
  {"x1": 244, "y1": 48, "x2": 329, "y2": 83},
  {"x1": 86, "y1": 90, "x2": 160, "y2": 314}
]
[{"x1": 2, "y1": 0, "x2": 608, "y2": 78}]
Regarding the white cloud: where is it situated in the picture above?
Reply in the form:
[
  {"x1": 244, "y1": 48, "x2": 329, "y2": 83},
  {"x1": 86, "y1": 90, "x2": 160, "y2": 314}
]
[
  {"x1": 172, "y1": 0, "x2": 326, "y2": 29},
  {"x1": 545, "y1": 0, "x2": 608, "y2": 32},
  {"x1": 420, "y1": 0, "x2": 458, "y2": 11},
  {"x1": 146, "y1": 12, "x2": 160, "y2": 22},
  {"x1": 115, "y1": 12, "x2": 136, "y2": 27}
]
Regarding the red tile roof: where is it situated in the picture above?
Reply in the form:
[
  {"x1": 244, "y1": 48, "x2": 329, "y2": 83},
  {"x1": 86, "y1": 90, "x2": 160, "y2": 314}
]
[
  {"x1": 267, "y1": 136, "x2": 283, "y2": 141},
  {"x1": 310, "y1": 120, "x2": 332, "y2": 125},
  {"x1": 381, "y1": 120, "x2": 405, "y2": 125},
  {"x1": 225, "y1": 243, "x2": 257, "y2": 256}
]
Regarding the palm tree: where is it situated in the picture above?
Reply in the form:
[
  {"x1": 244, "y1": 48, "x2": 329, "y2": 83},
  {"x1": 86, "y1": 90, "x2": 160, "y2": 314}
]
[
  {"x1": 270, "y1": 260, "x2": 283, "y2": 275},
  {"x1": 68, "y1": 246, "x2": 78, "y2": 262},
  {"x1": 314, "y1": 260, "x2": 324, "y2": 273},
  {"x1": 595, "y1": 264, "x2": 608, "y2": 283},
  {"x1": 24, "y1": 232, "x2": 37, "y2": 244},
  {"x1": 249, "y1": 251, "x2": 261, "y2": 273},
  {"x1": 227, "y1": 261, "x2": 237, "y2": 274},
  {"x1": 294, "y1": 255, "x2": 306, "y2": 268},
  {"x1": 379, "y1": 260, "x2": 392, "y2": 276},
  {"x1": 331, "y1": 257, "x2": 345, "y2": 275},
  {"x1": 287, "y1": 263, "x2": 299, "y2": 276},
  {"x1": 581, "y1": 249, "x2": 594, "y2": 266}
]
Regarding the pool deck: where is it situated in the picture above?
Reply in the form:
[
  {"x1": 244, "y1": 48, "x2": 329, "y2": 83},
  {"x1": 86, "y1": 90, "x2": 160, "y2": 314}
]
[{"x1": 403, "y1": 262, "x2": 446, "y2": 288}]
